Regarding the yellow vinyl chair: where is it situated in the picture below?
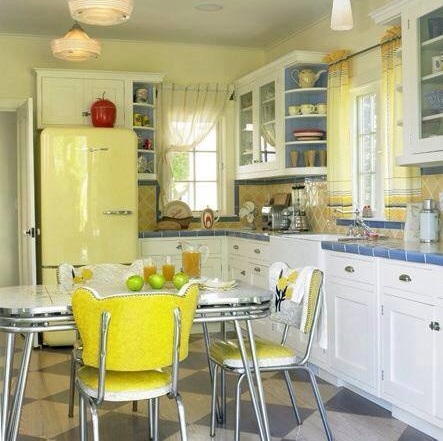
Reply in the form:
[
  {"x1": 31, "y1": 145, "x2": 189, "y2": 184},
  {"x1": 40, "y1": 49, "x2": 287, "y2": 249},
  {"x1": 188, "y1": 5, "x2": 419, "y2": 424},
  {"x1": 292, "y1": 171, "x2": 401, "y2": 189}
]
[
  {"x1": 72, "y1": 282, "x2": 199, "y2": 441},
  {"x1": 57, "y1": 260, "x2": 144, "y2": 418},
  {"x1": 208, "y1": 266, "x2": 333, "y2": 441}
]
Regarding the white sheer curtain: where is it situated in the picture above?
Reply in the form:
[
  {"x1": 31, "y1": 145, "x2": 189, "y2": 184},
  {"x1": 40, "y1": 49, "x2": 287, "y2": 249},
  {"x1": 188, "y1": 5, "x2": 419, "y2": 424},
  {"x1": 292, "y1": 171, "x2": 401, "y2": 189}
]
[{"x1": 158, "y1": 83, "x2": 234, "y2": 208}]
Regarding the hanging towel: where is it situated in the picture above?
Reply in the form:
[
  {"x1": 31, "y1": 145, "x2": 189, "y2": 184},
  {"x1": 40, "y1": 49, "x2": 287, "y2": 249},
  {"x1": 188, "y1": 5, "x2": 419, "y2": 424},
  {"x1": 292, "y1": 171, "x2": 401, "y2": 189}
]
[{"x1": 268, "y1": 263, "x2": 328, "y2": 350}]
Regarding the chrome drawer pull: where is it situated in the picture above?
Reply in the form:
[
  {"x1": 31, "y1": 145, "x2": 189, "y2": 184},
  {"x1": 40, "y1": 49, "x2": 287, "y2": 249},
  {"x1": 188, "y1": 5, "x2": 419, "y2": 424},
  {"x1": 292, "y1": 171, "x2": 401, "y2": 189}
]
[
  {"x1": 429, "y1": 322, "x2": 441, "y2": 331},
  {"x1": 399, "y1": 274, "x2": 411, "y2": 282},
  {"x1": 233, "y1": 245, "x2": 239, "y2": 250},
  {"x1": 176, "y1": 244, "x2": 182, "y2": 250},
  {"x1": 344, "y1": 265, "x2": 355, "y2": 273},
  {"x1": 254, "y1": 267, "x2": 261, "y2": 272},
  {"x1": 82, "y1": 111, "x2": 91, "y2": 116},
  {"x1": 240, "y1": 270, "x2": 246, "y2": 276},
  {"x1": 254, "y1": 248, "x2": 260, "y2": 254}
]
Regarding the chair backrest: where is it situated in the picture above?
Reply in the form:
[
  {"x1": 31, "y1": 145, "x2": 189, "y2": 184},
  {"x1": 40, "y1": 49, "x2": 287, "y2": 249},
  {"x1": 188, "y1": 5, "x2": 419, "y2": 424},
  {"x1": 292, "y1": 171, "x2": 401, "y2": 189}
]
[
  {"x1": 57, "y1": 260, "x2": 144, "y2": 287},
  {"x1": 72, "y1": 282, "x2": 199, "y2": 371},
  {"x1": 269, "y1": 262, "x2": 324, "y2": 334}
]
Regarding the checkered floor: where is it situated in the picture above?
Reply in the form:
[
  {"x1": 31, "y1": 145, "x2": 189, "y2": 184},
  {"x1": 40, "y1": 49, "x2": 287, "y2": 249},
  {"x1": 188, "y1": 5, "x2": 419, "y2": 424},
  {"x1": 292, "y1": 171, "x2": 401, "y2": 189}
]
[{"x1": 11, "y1": 334, "x2": 436, "y2": 440}]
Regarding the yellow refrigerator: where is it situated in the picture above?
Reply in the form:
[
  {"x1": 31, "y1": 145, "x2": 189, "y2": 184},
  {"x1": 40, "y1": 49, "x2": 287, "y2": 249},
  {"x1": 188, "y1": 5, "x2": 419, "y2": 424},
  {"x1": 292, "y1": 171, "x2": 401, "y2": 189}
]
[{"x1": 38, "y1": 127, "x2": 138, "y2": 345}]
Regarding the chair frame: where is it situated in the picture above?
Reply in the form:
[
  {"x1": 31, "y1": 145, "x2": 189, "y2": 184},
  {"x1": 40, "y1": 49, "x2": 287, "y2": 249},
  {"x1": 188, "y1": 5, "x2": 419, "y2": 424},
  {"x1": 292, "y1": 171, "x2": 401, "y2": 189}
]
[
  {"x1": 76, "y1": 303, "x2": 187, "y2": 441},
  {"x1": 209, "y1": 270, "x2": 333, "y2": 441}
]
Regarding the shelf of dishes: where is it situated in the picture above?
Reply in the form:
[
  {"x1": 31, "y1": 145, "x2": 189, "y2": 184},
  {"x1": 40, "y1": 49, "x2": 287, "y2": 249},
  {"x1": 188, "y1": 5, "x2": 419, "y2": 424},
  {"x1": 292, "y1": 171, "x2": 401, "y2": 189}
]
[
  {"x1": 286, "y1": 148, "x2": 327, "y2": 168},
  {"x1": 137, "y1": 149, "x2": 155, "y2": 176}
]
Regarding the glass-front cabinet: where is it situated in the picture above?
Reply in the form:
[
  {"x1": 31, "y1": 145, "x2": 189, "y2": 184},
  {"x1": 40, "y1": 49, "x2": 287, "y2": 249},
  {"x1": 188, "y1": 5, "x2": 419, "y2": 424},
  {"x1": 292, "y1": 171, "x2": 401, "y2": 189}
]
[
  {"x1": 401, "y1": 0, "x2": 443, "y2": 162},
  {"x1": 236, "y1": 73, "x2": 280, "y2": 178}
]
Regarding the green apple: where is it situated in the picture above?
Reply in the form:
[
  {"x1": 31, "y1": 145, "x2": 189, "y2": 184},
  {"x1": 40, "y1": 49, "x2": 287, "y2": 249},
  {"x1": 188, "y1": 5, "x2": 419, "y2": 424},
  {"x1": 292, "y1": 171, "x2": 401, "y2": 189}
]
[
  {"x1": 172, "y1": 272, "x2": 189, "y2": 290},
  {"x1": 148, "y1": 273, "x2": 166, "y2": 289},
  {"x1": 126, "y1": 275, "x2": 144, "y2": 291}
]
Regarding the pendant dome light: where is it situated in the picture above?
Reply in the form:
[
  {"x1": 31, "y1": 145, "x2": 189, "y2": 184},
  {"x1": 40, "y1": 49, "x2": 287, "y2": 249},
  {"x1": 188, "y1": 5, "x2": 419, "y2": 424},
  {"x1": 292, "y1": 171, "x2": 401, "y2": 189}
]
[
  {"x1": 51, "y1": 22, "x2": 101, "y2": 61},
  {"x1": 330, "y1": 0, "x2": 353, "y2": 31},
  {"x1": 69, "y1": 0, "x2": 133, "y2": 26}
]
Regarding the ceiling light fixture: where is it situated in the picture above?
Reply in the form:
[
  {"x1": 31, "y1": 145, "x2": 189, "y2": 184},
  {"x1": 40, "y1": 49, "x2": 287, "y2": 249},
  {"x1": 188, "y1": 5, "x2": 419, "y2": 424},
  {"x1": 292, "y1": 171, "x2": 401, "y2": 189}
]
[
  {"x1": 69, "y1": 0, "x2": 133, "y2": 26},
  {"x1": 194, "y1": 3, "x2": 223, "y2": 12},
  {"x1": 330, "y1": 0, "x2": 353, "y2": 31},
  {"x1": 51, "y1": 23, "x2": 101, "y2": 61}
]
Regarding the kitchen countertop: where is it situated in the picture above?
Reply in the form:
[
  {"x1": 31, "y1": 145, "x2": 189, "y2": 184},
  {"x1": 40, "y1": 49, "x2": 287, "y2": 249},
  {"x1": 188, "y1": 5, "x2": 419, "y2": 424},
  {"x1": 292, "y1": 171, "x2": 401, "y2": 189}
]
[{"x1": 139, "y1": 229, "x2": 443, "y2": 266}]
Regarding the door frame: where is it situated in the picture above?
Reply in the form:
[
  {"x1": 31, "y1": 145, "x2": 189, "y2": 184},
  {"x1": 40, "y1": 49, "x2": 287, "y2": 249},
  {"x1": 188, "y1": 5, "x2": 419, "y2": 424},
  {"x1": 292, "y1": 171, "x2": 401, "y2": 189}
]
[{"x1": 0, "y1": 98, "x2": 36, "y2": 285}]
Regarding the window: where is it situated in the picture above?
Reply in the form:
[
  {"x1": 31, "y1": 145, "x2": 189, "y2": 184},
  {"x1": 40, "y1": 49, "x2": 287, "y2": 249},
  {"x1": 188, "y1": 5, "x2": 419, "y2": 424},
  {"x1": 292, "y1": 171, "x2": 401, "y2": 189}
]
[
  {"x1": 170, "y1": 124, "x2": 220, "y2": 212},
  {"x1": 351, "y1": 83, "x2": 383, "y2": 218}
]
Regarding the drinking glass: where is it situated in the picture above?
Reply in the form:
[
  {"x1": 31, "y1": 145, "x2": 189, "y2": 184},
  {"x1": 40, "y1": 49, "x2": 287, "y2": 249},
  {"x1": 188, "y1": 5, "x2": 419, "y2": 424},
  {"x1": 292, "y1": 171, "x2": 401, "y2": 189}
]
[
  {"x1": 162, "y1": 256, "x2": 175, "y2": 281},
  {"x1": 143, "y1": 258, "x2": 157, "y2": 283}
]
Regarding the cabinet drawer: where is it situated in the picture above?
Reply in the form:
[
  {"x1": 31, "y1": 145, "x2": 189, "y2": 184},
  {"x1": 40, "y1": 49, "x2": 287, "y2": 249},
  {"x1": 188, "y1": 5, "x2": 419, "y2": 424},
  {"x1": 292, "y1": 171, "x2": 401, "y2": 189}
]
[
  {"x1": 140, "y1": 238, "x2": 221, "y2": 257},
  {"x1": 326, "y1": 252, "x2": 376, "y2": 285},
  {"x1": 380, "y1": 260, "x2": 434, "y2": 298},
  {"x1": 227, "y1": 237, "x2": 270, "y2": 262}
]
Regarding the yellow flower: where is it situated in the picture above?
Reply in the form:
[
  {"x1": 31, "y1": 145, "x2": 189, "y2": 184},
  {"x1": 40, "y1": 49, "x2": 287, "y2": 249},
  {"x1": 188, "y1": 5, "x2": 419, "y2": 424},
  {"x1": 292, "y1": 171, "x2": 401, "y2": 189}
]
[
  {"x1": 287, "y1": 270, "x2": 298, "y2": 283},
  {"x1": 276, "y1": 277, "x2": 288, "y2": 291},
  {"x1": 81, "y1": 268, "x2": 93, "y2": 280}
]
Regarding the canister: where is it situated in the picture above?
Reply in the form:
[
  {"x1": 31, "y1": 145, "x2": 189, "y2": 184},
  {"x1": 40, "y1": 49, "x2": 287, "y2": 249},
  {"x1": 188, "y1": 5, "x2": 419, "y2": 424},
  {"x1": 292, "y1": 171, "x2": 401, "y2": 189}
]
[{"x1": 419, "y1": 199, "x2": 440, "y2": 243}]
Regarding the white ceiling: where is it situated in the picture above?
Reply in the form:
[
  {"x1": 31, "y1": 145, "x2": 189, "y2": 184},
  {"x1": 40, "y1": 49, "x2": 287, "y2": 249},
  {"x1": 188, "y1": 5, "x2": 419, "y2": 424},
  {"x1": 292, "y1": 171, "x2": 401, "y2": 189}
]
[{"x1": 0, "y1": 0, "x2": 336, "y2": 48}]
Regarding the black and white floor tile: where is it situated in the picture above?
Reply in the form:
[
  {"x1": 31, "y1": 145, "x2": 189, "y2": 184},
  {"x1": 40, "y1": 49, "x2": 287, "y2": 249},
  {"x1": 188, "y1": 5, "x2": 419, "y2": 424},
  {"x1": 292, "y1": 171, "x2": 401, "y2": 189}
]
[{"x1": 8, "y1": 335, "x2": 437, "y2": 440}]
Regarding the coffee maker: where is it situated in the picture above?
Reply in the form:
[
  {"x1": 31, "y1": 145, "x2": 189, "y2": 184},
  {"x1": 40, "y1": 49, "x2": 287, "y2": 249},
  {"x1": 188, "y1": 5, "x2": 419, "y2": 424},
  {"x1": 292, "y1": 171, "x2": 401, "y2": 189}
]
[{"x1": 289, "y1": 184, "x2": 309, "y2": 231}]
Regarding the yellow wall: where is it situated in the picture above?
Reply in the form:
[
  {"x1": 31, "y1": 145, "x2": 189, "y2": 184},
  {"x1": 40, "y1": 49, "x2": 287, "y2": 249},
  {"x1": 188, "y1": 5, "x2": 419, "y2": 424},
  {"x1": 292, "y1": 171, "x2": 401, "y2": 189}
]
[{"x1": 0, "y1": 34, "x2": 265, "y2": 100}]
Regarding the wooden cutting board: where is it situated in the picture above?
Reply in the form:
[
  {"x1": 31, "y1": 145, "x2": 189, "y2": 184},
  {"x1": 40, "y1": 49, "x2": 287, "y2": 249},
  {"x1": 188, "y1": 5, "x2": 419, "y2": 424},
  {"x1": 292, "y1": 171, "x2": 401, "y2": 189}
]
[{"x1": 272, "y1": 193, "x2": 291, "y2": 206}]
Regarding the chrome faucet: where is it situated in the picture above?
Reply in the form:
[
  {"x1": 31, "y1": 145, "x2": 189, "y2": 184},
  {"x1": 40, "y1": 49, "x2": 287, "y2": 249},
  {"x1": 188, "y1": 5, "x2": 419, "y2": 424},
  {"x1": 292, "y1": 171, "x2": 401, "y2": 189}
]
[{"x1": 333, "y1": 208, "x2": 377, "y2": 237}]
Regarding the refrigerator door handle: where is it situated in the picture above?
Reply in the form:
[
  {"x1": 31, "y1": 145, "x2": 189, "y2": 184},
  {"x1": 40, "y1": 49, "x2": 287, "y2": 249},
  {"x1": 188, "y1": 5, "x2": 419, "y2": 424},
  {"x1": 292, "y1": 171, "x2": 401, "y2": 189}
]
[{"x1": 103, "y1": 210, "x2": 133, "y2": 215}]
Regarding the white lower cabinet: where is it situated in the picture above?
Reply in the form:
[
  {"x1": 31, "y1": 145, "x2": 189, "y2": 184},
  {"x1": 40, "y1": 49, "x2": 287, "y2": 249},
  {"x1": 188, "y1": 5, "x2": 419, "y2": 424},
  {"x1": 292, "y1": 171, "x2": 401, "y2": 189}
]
[
  {"x1": 434, "y1": 306, "x2": 443, "y2": 421},
  {"x1": 325, "y1": 252, "x2": 377, "y2": 393},
  {"x1": 381, "y1": 293, "x2": 434, "y2": 415}
]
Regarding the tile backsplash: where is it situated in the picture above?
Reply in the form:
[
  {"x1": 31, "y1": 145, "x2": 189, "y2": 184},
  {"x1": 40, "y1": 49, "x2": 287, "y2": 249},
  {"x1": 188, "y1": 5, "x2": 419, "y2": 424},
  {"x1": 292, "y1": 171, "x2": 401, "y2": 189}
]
[{"x1": 138, "y1": 173, "x2": 443, "y2": 237}]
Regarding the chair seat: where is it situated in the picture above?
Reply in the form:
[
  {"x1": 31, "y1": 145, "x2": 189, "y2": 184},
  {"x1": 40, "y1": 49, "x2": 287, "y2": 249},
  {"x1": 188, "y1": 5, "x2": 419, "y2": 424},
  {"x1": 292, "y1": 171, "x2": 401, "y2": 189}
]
[
  {"x1": 210, "y1": 337, "x2": 297, "y2": 369},
  {"x1": 77, "y1": 366, "x2": 172, "y2": 401}
]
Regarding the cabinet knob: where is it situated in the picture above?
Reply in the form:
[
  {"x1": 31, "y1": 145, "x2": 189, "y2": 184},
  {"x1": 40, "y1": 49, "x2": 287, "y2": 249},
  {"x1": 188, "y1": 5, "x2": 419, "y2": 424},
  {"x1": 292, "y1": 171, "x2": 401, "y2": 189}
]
[
  {"x1": 430, "y1": 321, "x2": 441, "y2": 331},
  {"x1": 254, "y1": 248, "x2": 260, "y2": 254},
  {"x1": 176, "y1": 244, "x2": 182, "y2": 250},
  {"x1": 254, "y1": 267, "x2": 261, "y2": 272},
  {"x1": 233, "y1": 245, "x2": 239, "y2": 250},
  {"x1": 399, "y1": 274, "x2": 411, "y2": 282},
  {"x1": 344, "y1": 265, "x2": 355, "y2": 273},
  {"x1": 240, "y1": 270, "x2": 246, "y2": 276},
  {"x1": 82, "y1": 111, "x2": 91, "y2": 117}
]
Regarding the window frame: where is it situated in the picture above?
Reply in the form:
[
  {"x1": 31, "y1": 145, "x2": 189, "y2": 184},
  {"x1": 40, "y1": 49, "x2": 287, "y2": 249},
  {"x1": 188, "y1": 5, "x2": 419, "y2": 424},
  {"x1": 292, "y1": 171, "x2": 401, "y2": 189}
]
[
  {"x1": 350, "y1": 81, "x2": 384, "y2": 219},
  {"x1": 169, "y1": 119, "x2": 226, "y2": 215}
]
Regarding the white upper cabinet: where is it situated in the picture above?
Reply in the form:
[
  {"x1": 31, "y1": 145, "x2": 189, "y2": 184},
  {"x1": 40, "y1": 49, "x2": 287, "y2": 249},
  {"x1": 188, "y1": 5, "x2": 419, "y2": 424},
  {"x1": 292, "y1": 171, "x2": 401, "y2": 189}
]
[
  {"x1": 236, "y1": 72, "x2": 281, "y2": 178},
  {"x1": 234, "y1": 50, "x2": 326, "y2": 179},
  {"x1": 36, "y1": 70, "x2": 126, "y2": 128},
  {"x1": 398, "y1": 0, "x2": 443, "y2": 165}
]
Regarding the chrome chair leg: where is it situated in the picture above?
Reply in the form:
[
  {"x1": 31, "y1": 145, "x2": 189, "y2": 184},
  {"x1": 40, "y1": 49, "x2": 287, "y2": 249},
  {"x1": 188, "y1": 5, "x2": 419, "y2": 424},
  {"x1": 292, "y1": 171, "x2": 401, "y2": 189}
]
[
  {"x1": 79, "y1": 394, "x2": 87, "y2": 441},
  {"x1": 234, "y1": 373, "x2": 246, "y2": 441},
  {"x1": 221, "y1": 369, "x2": 226, "y2": 421},
  {"x1": 151, "y1": 397, "x2": 159, "y2": 441},
  {"x1": 90, "y1": 401, "x2": 99, "y2": 441},
  {"x1": 175, "y1": 392, "x2": 188, "y2": 441},
  {"x1": 210, "y1": 363, "x2": 219, "y2": 437},
  {"x1": 283, "y1": 370, "x2": 302, "y2": 425},
  {"x1": 68, "y1": 351, "x2": 76, "y2": 418},
  {"x1": 303, "y1": 367, "x2": 333, "y2": 441}
]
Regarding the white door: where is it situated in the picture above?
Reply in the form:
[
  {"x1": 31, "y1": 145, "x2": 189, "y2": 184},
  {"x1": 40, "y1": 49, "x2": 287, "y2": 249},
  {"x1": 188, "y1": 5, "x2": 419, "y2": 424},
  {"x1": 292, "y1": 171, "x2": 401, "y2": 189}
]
[
  {"x1": 381, "y1": 294, "x2": 433, "y2": 414},
  {"x1": 16, "y1": 98, "x2": 36, "y2": 285}
]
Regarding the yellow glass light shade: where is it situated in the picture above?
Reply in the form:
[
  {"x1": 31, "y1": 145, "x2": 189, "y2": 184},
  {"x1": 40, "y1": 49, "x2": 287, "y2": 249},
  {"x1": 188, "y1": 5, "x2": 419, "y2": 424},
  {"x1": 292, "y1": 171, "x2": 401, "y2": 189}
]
[
  {"x1": 330, "y1": 0, "x2": 353, "y2": 31},
  {"x1": 69, "y1": 0, "x2": 133, "y2": 26},
  {"x1": 51, "y1": 23, "x2": 101, "y2": 61}
]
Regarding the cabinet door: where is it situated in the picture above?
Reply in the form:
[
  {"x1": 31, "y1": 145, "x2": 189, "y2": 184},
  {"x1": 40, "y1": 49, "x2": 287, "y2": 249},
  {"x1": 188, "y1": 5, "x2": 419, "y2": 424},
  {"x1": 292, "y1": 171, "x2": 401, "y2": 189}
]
[
  {"x1": 41, "y1": 77, "x2": 85, "y2": 125},
  {"x1": 237, "y1": 85, "x2": 254, "y2": 169},
  {"x1": 84, "y1": 79, "x2": 125, "y2": 127},
  {"x1": 228, "y1": 257, "x2": 250, "y2": 284},
  {"x1": 434, "y1": 306, "x2": 443, "y2": 419},
  {"x1": 402, "y1": 0, "x2": 443, "y2": 155},
  {"x1": 327, "y1": 277, "x2": 377, "y2": 391},
  {"x1": 381, "y1": 294, "x2": 434, "y2": 414}
]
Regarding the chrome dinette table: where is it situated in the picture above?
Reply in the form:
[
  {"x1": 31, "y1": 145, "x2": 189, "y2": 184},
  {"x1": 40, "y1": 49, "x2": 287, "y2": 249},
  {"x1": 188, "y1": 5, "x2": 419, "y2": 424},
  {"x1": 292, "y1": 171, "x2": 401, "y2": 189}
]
[{"x1": 0, "y1": 281, "x2": 273, "y2": 441}]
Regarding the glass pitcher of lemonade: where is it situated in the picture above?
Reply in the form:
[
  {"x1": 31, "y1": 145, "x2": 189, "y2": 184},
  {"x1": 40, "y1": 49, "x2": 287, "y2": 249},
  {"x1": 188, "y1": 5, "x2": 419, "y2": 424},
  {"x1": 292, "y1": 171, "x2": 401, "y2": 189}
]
[{"x1": 180, "y1": 241, "x2": 209, "y2": 279}]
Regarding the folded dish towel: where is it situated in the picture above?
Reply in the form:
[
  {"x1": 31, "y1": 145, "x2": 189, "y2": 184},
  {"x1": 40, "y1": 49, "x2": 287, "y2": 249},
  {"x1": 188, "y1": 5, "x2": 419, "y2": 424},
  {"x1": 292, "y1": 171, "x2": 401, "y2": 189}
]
[{"x1": 268, "y1": 262, "x2": 328, "y2": 350}]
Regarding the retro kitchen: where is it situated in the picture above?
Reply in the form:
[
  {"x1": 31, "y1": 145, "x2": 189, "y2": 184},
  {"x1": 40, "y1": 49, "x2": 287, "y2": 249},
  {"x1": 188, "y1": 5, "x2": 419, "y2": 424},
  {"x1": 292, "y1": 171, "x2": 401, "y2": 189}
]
[{"x1": 0, "y1": 0, "x2": 443, "y2": 440}]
